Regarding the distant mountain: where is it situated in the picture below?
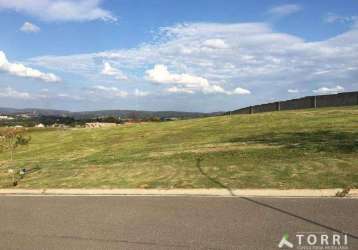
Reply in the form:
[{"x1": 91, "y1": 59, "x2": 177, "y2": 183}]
[
  {"x1": 0, "y1": 107, "x2": 18, "y2": 114},
  {"x1": 0, "y1": 107, "x2": 215, "y2": 119},
  {"x1": 72, "y1": 110, "x2": 211, "y2": 119},
  {"x1": 0, "y1": 107, "x2": 70, "y2": 117}
]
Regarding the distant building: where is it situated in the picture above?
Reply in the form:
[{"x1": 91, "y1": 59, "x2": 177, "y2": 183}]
[
  {"x1": 85, "y1": 122, "x2": 117, "y2": 128},
  {"x1": 0, "y1": 115, "x2": 14, "y2": 120},
  {"x1": 19, "y1": 114, "x2": 31, "y2": 118},
  {"x1": 35, "y1": 123, "x2": 45, "y2": 128}
]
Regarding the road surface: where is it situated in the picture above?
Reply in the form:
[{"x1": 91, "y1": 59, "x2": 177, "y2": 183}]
[{"x1": 0, "y1": 196, "x2": 357, "y2": 249}]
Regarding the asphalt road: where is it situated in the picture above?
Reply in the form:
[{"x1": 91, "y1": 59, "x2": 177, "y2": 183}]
[{"x1": 0, "y1": 196, "x2": 357, "y2": 250}]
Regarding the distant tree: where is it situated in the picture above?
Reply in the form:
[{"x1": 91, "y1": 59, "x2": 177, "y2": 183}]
[
  {"x1": 0, "y1": 128, "x2": 31, "y2": 161},
  {"x1": 150, "y1": 117, "x2": 161, "y2": 122},
  {"x1": 39, "y1": 116, "x2": 76, "y2": 126},
  {"x1": 101, "y1": 116, "x2": 119, "y2": 123},
  {"x1": 128, "y1": 112, "x2": 139, "y2": 121}
]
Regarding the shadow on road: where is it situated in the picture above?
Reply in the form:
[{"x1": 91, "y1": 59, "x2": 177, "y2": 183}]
[{"x1": 195, "y1": 157, "x2": 358, "y2": 241}]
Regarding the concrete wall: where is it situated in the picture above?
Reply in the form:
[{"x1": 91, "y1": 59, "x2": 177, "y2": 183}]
[
  {"x1": 230, "y1": 107, "x2": 252, "y2": 114},
  {"x1": 280, "y1": 96, "x2": 314, "y2": 111},
  {"x1": 253, "y1": 102, "x2": 278, "y2": 113},
  {"x1": 316, "y1": 92, "x2": 358, "y2": 107},
  {"x1": 231, "y1": 91, "x2": 358, "y2": 115}
]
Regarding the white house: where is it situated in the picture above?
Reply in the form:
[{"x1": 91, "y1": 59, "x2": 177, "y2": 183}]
[
  {"x1": 35, "y1": 123, "x2": 45, "y2": 128},
  {"x1": 0, "y1": 115, "x2": 14, "y2": 120}
]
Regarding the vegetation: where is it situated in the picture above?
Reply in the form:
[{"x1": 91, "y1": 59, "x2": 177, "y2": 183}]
[
  {"x1": 0, "y1": 128, "x2": 31, "y2": 161},
  {"x1": 0, "y1": 106, "x2": 357, "y2": 189},
  {"x1": 0, "y1": 128, "x2": 31, "y2": 186},
  {"x1": 0, "y1": 114, "x2": 196, "y2": 128},
  {"x1": 0, "y1": 107, "x2": 208, "y2": 124}
]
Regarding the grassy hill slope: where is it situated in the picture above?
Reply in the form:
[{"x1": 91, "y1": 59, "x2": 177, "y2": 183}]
[{"x1": 1, "y1": 106, "x2": 357, "y2": 188}]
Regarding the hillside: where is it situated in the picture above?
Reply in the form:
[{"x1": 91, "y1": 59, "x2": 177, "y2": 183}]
[
  {"x1": 0, "y1": 106, "x2": 357, "y2": 188},
  {"x1": 0, "y1": 107, "x2": 210, "y2": 119},
  {"x1": 0, "y1": 107, "x2": 70, "y2": 117}
]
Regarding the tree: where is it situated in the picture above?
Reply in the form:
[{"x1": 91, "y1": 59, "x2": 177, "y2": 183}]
[
  {"x1": 0, "y1": 128, "x2": 31, "y2": 186},
  {"x1": 0, "y1": 128, "x2": 31, "y2": 161}
]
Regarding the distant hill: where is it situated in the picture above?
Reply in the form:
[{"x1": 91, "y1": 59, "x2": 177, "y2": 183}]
[
  {"x1": 0, "y1": 108, "x2": 71, "y2": 117},
  {"x1": 0, "y1": 107, "x2": 214, "y2": 120},
  {"x1": 72, "y1": 110, "x2": 211, "y2": 120}
]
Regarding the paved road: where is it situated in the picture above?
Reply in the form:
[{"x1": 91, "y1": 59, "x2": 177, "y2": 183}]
[{"x1": 0, "y1": 196, "x2": 357, "y2": 250}]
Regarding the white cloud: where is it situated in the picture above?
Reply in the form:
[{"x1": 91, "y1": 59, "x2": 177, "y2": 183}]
[
  {"x1": 0, "y1": 87, "x2": 32, "y2": 99},
  {"x1": 0, "y1": 51, "x2": 60, "y2": 82},
  {"x1": 201, "y1": 85, "x2": 226, "y2": 94},
  {"x1": 56, "y1": 93, "x2": 82, "y2": 100},
  {"x1": 0, "y1": 87, "x2": 83, "y2": 101},
  {"x1": 101, "y1": 62, "x2": 128, "y2": 80},
  {"x1": 0, "y1": 0, "x2": 116, "y2": 22},
  {"x1": 91, "y1": 86, "x2": 149, "y2": 98},
  {"x1": 324, "y1": 13, "x2": 358, "y2": 26},
  {"x1": 134, "y1": 89, "x2": 150, "y2": 97},
  {"x1": 166, "y1": 86, "x2": 194, "y2": 94},
  {"x1": 146, "y1": 64, "x2": 248, "y2": 95},
  {"x1": 268, "y1": 4, "x2": 302, "y2": 17},
  {"x1": 313, "y1": 85, "x2": 345, "y2": 94},
  {"x1": 92, "y1": 85, "x2": 128, "y2": 97},
  {"x1": 288, "y1": 89, "x2": 299, "y2": 93},
  {"x1": 28, "y1": 22, "x2": 358, "y2": 103},
  {"x1": 202, "y1": 39, "x2": 229, "y2": 49},
  {"x1": 20, "y1": 22, "x2": 40, "y2": 33},
  {"x1": 230, "y1": 87, "x2": 251, "y2": 95},
  {"x1": 146, "y1": 64, "x2": 209, "y2": 86},
  {"x1": 324, "y1": 13, "x2": 344, "y2": 23}
]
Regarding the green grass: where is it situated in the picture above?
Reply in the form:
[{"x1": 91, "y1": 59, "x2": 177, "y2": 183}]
[{"x1": 0, "y1": 106, "x2": 357, "y2": 189}]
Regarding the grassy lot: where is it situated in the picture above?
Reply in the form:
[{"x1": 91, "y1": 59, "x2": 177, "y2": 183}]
[{"x1": 0, "y1": 106, "x2": 357, "y2": 189}]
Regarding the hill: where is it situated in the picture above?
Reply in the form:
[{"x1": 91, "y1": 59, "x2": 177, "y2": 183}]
[
  {"x1": 0, "y1": 107, "x2": 71, "y2": 117},
  {"x1": 0, "y1": 107, "x2": 211, "y2": 119},
  {"x1": 72, "y1": 109, "x2": 211, "y2": 120},
  {"x1": 0, "y1": 106, "x2": 357, "y2": 188}
]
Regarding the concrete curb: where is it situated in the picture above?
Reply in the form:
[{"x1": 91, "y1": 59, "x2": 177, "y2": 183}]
[
  {"x1": 347, "y1": 189, "x2": 358, "y2": 198},
  {"x1": 0, "y1": 188, "x2": 357, "y2": 197}
]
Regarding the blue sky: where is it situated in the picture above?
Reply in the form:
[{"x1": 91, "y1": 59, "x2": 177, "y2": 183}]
[{"x1": 0, "y1": 0, "x2": 357, "y2": 112}]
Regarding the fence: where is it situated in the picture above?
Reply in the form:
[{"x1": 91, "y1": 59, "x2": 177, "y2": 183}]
[{"x1": 231, "y1": 91, "x2": 358, "y2": 115}]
